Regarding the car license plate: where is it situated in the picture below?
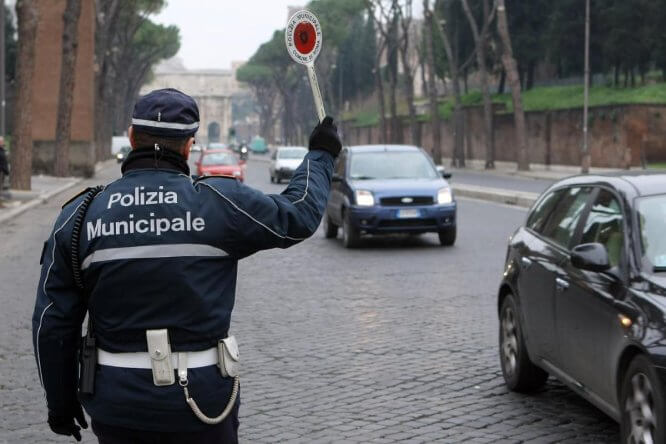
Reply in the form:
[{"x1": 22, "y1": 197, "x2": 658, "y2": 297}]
[{"x1": 397, "y1": 209, "x2": 420, "y2": 219}]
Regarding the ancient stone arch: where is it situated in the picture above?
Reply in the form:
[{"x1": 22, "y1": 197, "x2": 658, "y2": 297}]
[{"x1": 141, "y1": 68, "x2": 236, "y2": 146}]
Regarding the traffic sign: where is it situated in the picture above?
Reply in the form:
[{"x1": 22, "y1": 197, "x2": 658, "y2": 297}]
[{"x1": 286, "y1": 10, "x2": 326, "y2": 122}]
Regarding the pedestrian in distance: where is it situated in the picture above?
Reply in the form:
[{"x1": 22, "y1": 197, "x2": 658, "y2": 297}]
[
  {"x1": 32, "y1": 88, "x2": 342, "y2": 443},
  {"x1": 0, "y1": 137, "x2": 8, "y2": 195}
]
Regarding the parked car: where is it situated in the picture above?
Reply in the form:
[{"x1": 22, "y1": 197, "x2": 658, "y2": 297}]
[
  {"x1": 497, "y1": 172, "x2": 666, "y2": 443},
  {"x1": 115, "y1": 146, "x2": 131, "y2": 163},
  {"x1": 269, "y1": 146, "x2": 307, "y2": 183},
  {"x1": 249, "y1": 136, "x2": 268, "y2": 154},
  {"x1": 111, "y1": 136, "x2": 131, "y2": 155},
  {"x1": 323, "y1": 145, "x2": 456, "y2": 248},
  {"x1": 196, "y1": 149, "x2": 244, "y2": 182}
]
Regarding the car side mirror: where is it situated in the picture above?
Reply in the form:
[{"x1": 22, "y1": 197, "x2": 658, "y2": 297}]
[
  {"x1": 436, "y1": 165, "x2": 452, "y2": 179},
  {"x1": 332, "y1": 173, "x2": 343, "y2": 183},
  {"x1": 571, "y1": 243, "x2": 611, "y2": 272}
]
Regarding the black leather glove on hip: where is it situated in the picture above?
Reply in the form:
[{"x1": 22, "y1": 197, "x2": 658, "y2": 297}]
[
  {"x1": 48, "y1": 403, "x2": 88, "y2": 442},
  {"x1": 308, "y1": 116, "x2": 342, "y2": 158}
]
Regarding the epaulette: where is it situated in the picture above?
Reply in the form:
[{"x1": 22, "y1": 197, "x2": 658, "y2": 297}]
[
  {"x1": 194, "y1": 175, "x2": 238, "y2": 183},
  {"x1": 62, "y1": 187, "x2": 94, "y2": 209}
]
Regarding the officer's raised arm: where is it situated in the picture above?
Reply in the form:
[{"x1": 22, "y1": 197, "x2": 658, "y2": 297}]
[{"x1": 199, "y1": 117, "x2": 341, "y2": 258}]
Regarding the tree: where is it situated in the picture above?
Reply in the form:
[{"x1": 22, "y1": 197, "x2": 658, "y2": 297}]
[
  {"x1": 11, "y1": 0, "x2": 38, "y2": 190},
  {"x1": 368, "y1": 0, "x2": 404, "y2": 143},
  {"x1": 4, "y1": 5, "x2": 18, "y2": 83},
  {"x1": 433, "y1": 0, "x2": 471, "y2": 167},
  {"x1": 113, "y1": 20, "x2": 180, "y2": 134},
  {"x1": 600, "y1": 0, "x2": 652, "y2": 86},
  {"x1": 54, "y1": 0, "x2": 83, "y2": 177},
  {"x1": 93, "y1": 0, "x2": 166, "y2": 163},
  {"x1": 308, "y1": 0, "x2": 367, "y2": 120},
  {"x1": 365, "y1": 1, "x2": 389, "y2": 142},
  {"x1": 397, "y1": 0, "x2": 420, "y2": 146},
  {"x1": 239, "y1": 0, "x2": 369, "y2": 144},
  {"x1": 252, "y1": 30, "x2": 304, "y2": 144},
  {"x1": 461, "y1": 0, "x2": 496, "y2": 168},
  {"x1": 93, "y1": 0, "x2": 120, "y2": 163},
  {"x1": 332, "y1": 14, "x2": 376, "y2": 108},
  {"x1": 496, "y1": 0, "x2": 528, "y2": 171},
  {"x1": 423, "y1": 0, "x2": 442, "y2": 164},
  {"x1": 236, "y1": 63, "x2": 279, "y2": 143},
  {"x1": 654, "y1": 0, "x2": 666, "y2": 79}
]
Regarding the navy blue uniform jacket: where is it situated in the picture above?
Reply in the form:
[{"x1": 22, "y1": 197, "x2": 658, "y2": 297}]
[{"x1": 32, "y1": 149, "x2": 334, "y2": 431}]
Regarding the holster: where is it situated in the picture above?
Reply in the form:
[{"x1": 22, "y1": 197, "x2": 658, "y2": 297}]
[
  {"x1": 78, "y1": 319, "x2": 96, "y2": 395},
  {"x1": 146, "y1": 329, "x2": 175, "y2": 386},
  {"x1": 218, "y1": 336, "x2": 240, "y2": 378}
]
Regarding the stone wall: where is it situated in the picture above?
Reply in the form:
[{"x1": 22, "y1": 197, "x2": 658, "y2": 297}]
[
  {"x1": 342, "y1": 104, "x2": 666, "y2": 168},
  {"x1": 31, "y1": 0, "x2": 96, "y2": 176}
]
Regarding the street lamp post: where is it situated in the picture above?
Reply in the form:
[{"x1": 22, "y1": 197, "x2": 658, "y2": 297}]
[
  {"x1": 582, "y1": 0, "x2": 590, "y2": 173},
  {"x1": 0, "y1": 2, "x2": 5, "y2": 138}
]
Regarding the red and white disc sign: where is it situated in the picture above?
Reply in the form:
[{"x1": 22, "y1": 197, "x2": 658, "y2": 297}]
[{"x1": 285, "y1": 10, "x2": 322, "y2": 65}]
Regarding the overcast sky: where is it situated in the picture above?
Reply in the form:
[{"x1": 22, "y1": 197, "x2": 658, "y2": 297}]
[
  {"x1": 154, "y1": 1, "x2": 311, "y2": 70},
  {"x1": 154, "y1": 0, "x2": 423, "y2": 71}
]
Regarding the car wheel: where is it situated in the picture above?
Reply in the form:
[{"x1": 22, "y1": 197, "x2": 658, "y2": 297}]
[
  {"x1": 270, "y1": 174, "x2": 275, "y2": 183},
  {"x1": 323, "y1": 215, "x2": 338, "y2": 239},
  {"x1": 276, "y1": 177, "x2": 281, "y2": 184},
  {"x1": 620, "y1": 355, "x2": 665, "y2": 444},
  {"x1": 342, "y1": 211, "x2": 361, "y2": 248},
  {"x1": 438, "y1": 227, "x2": 456, "y2": 246},
  {"x1": 499, "y1": 293, "x2": 548, "y2": 392}
]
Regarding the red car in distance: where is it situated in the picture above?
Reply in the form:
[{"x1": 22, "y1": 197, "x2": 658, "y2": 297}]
[{"x1": 196, "y1": 149, "x2": 245, "y2": 182}]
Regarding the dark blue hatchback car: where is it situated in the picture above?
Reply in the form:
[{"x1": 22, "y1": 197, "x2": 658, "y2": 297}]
[{"x1": 323, "y1": 145, "x2": 457, "y2": 248}]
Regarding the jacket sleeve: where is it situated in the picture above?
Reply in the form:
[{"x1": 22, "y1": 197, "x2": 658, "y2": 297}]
[
  {"x1": 200, "y1": 150, "x2": 334, "y2": 258},
  {"x1": 32, "y1": 201, "x2": 87, "y2": 415}
]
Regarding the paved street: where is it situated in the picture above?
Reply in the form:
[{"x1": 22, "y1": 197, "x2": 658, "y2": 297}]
[
  {"x1": 0, "y1": 156, "x2": 617, "y2": 443},
  {"x1": 450, "y1": 170, "x2": 553, "y2": 195}
]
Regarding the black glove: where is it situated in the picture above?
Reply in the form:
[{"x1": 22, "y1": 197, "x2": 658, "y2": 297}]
[
  {"x1": 308, "y1": 116, "x2": 342, "y2": 158},
  {"x1": 48, "y1": 404, "x2": 88, "y2": 442}
]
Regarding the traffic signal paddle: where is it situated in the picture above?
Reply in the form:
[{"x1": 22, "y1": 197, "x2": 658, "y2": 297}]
[{"x1": 285, "y1": 10, "x2": 326, "y2": 123}]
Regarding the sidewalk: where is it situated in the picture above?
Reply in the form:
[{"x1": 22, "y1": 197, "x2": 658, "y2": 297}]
[
  {"x1": 0, "y1": 160, "x2": 115, "y2": 224},
  {"x1": 444, "y1": 158, "x2": 644, "y2": 208},
  {"x1": 444, "y1": 157, "x2": 635, "y2": 181}
]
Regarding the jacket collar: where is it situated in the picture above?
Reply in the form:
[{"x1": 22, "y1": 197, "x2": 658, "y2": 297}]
[{"x1": 121, "y1": 147, "x2": 190, "y2": 176}]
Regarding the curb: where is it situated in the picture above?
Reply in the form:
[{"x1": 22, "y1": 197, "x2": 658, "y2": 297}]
[
  {"x1": 452, "y1": 184, "x2": 538, "y2": 208},
  {"x1": 0, "y1": 178, "x2": 83, "y2": 225}
]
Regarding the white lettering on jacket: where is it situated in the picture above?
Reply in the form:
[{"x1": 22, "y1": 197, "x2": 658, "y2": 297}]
[
  {"x1": 107, "y1": 186, "x2": 178, "y2": 209},
  {"x1": 87, "y1": 212, "x2": 206, "y2": 241}
]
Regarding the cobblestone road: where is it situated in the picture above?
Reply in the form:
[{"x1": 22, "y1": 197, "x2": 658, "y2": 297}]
[{"x1": 0, "y1": 157, "x2": 618, "y2": 443}]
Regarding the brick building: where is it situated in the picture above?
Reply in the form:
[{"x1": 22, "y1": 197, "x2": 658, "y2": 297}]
[{"x1": 31, "y1": 0, "x2": 96, "y2": 176}]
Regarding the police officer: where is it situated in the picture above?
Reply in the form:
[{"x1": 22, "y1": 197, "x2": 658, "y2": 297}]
[
  {"x1": 32, "y1": 88, "x2": 341, "y2": 443},
  {"x1": 0, "y1": 137, "x2": 8, "y2": 193}
]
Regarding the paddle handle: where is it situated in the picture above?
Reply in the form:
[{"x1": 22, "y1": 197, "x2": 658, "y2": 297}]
[{"x1": 307, "y1": 64, "x2": 326, "y2": 123}]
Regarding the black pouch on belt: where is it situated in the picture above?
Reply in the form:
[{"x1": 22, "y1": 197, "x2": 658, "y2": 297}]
[{"x1": 79, "y1": 319, "x2": 97, "y2": 395}]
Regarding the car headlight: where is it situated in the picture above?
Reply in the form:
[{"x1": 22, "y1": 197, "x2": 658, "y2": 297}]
[
  {"x1": 116, "y1": 153, "x2": 123, "y2": 159},
  {"x1": 437, "y1": 187, "x2": 453, "y2": 204},
  {"x1": 233, "y1": 170, "x2": 241, "y2": 176},
  {"x1": 355, "y1": 190, "x2": 375, "y2": 206}
]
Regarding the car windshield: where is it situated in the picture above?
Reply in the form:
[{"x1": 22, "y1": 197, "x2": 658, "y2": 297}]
[
  {"x1": 278, "y1": 148, "x2": 307, "y2": 159},
  {"x1": 637, "y1": 194, "x2": 666, "y2": 271},
  {"x1": 349, "y1": 151, "x2": 438, "y2": 180},
  {"x1": 208, "y1": 143, "x2": 227, "y2": 150},
  {"x1": 201, "y1": 152, "x2": 237, "y2": 166}
]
